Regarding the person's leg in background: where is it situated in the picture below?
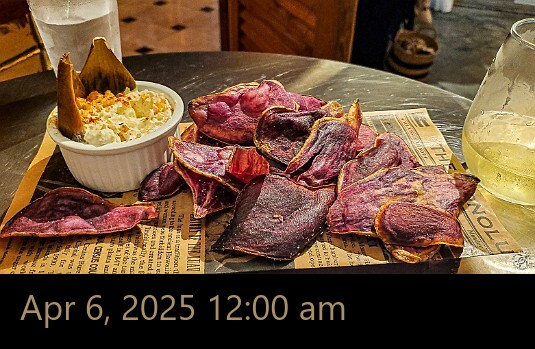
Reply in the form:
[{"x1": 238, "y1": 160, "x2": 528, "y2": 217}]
[{"x1": 351, "y1": 0, "x2": 418, "y2": 70}]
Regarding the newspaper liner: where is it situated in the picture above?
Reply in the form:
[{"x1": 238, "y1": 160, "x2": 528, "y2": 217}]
[{"x1": 0, "y1": 108, "x2": 521, "y2": 274}]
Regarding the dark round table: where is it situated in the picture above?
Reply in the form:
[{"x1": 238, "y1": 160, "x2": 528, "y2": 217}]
[{"x1": 1, "y1": 51, "x2": 533, "y2": 274}]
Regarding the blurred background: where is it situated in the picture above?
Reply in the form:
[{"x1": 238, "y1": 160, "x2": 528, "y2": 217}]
[{"x1": 1, "y1": 0, "x2": 535, "y2": 100}]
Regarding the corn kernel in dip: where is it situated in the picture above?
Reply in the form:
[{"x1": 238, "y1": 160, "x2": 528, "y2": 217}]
[{"x1": 52, "y1": 88, "x2": 173, "y2": 146}]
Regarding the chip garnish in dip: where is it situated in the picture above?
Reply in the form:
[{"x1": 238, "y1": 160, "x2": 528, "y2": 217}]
[{"x1": 50, "y1": 87, "x2": 173, "y2": 146}]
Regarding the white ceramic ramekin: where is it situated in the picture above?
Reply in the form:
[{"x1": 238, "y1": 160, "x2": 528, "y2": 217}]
[{"x1": 47, "y1": 81, "x2": 184, "y2": 193}]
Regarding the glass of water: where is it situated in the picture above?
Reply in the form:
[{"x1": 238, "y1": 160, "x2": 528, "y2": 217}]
[
  {"x1": 27, "y1": 0, "x2": 122, "y2": 75},
  {"x1": 461, "y1": 18, "x2": 535, "y2": 206}
]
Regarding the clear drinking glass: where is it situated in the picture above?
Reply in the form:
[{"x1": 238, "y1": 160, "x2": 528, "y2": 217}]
[
  {"x1": 461, "y1": 18, "x2": 535, "y2": 206},
  {"x1": 27, "y1": 0, "x2": 122, "y2": 75}
]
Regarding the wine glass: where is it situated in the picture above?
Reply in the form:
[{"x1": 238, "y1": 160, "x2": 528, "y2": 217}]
[{"x1": 461, "y1": 18, "x2": 535, "y2": 206}]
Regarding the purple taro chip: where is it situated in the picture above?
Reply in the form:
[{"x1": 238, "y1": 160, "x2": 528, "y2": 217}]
[
  {"x1": 338, "y1": 132, "x2": 421, "y2": 192},
  {"x1": 383, "y1": 244, "x2": 442, "y2": 264},
  {"x1": 375, "y1": 201, "x2": 464, "y2": 248},
  {"x1": 355, "y1": 125, "x2": 378, "y2": 152},
  {"x1": 226, "y1": 146, "x2": 270, "y2": 184},
  {"x1": 284, "y1": 118, "x2": 360, "y2": 188},
  {"x1": 188, "y1": 80, "x2": 325, "y2": 145},
  {"x1": 174, "y1": 161, "x2": 237, "y2": 219},
  {"x1": 0, "y1": 187, "x2": 158, "y2": 238},
  {"x1": 168, "y1": 136, "x2": 244, "y2": 193},
  {"x1": 254, "y1": 105, "x2": 342, "y2": 165},
  {"x1": 138, "y1": 162, "x2": 185, "y2": 201},
  {"x1": 327, "y1": 167, "x2": 479, "y2": 236},
  {"x1": 181, "y1": 123, "x2": 227, "y2": 147},
  {"x1": 211, "y1": 174, "x2": 336, "y2": 260}
]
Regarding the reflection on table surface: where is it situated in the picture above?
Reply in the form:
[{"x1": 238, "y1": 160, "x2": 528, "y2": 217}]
[{"x1": 458, "y1": 187, "x2": 535, "y2": 274}]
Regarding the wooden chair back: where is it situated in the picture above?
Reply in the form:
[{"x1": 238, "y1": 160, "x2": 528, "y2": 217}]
[
  {"x1": 219, "y1": 0, "x2": 359, "y2": 63},
  {"x1": 0, "y1": 0, "x2": 52, "y2": 81}
]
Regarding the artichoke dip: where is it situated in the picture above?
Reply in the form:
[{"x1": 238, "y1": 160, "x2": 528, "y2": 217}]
[{"x1": 52, "y1": 88, "x2": 173, "y2": 146}]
